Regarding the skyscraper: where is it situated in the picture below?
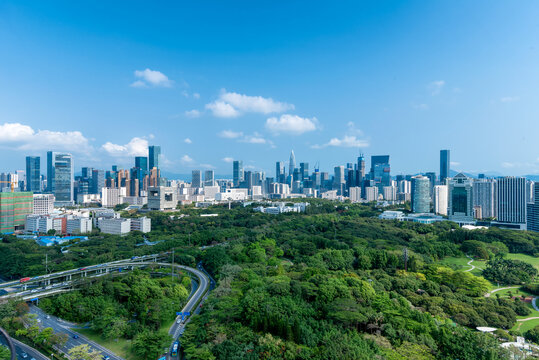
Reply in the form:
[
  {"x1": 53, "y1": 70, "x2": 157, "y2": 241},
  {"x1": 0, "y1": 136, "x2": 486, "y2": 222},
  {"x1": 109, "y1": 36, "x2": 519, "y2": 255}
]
[
  {"x1": 333, "y1": 166, "x2": 345, "y2": 195},
  {"x1": 233, "y1": 160, "x2": 243, "y2": 187},
  {"x1": 289, "y1": 150, "x2": 296, "y2": 176},
  {"x1": 26, "y1": 156, "x2": 40, "y2": 193},
  {"x1": 411, "y1": 175, "x2": 430, "y2": 213},
  {"x1": 448, "y1": 173, "x2": 474, "y2": 222},
  {"x1": 440, "y1": 150, "x2": 450, "y2": 184},
  {"x1": 91, "y1": 170, "x2": 105, "y2": 194},
  {"x1": 357, "y1": 154, "x2": 366, "y2": 186},
  {"x1": 300, "y1": 162, "x2": 309, "y2": 181},
  {"x1": 370, "y1": 155, "x2": 390, "y2": 190},
  {"x1": 497, "y1": 177, "x2": 527, "y2": 225},
  {"x1": 473, "y1": 179, "x2": 497, "y2": 219},
  {"x1": 275, "y1": 161, "x2": 285, "y2": 183},
  {"x1": 135, "y1": 157, "x2": 148, "y2": 172},
  {"x1": 204, "y1": 170, "x2": 215, "y2": 186},
  {"x1": 527, "y1": 183, "x2": 539, "y2": 232},
  {"x1": 52, "y1": 153, "x2": 74, "y2": 204},
  {"x1": 433, "y1": 185, "x2": 448, "y2": 216},
  {"x1": 149, "y1": 145, "x2": 161, "y2": 170},
  {"x1": 46, "y1": 151, "x2": 57, "y2": 193},
  {"x1": 192, "y1": 170, "x2": 201, "y2": 188}
]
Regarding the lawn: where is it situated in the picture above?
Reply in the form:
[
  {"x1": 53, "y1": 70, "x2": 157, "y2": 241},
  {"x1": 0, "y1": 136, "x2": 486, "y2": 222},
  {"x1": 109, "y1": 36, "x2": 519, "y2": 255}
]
[
  {"x1": 76, "y1": 328, "x2": 135, "y2": 359},
  {"x1": 507, "y1": 253, "x2": 539, "y2": 272},
  {"x1": 439, "y1": 256, "x2": 487, "y2": 276}
]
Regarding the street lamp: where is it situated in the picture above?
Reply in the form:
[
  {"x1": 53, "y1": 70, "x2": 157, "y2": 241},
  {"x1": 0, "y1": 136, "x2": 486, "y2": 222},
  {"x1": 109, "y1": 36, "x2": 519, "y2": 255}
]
[{"x1": 0, "y1": 327, "x2": 16, "y2": 360}]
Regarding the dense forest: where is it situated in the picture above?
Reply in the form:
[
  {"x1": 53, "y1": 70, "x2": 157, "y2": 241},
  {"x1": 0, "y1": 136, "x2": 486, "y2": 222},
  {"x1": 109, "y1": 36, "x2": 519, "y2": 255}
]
[{"x1": 3, "y1": 200, "x2": 539, "y2": 358}]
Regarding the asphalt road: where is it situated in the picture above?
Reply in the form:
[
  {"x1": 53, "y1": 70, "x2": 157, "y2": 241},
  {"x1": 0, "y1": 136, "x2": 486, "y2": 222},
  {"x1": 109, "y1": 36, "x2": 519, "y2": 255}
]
[
  {"x1": 29, "y1": 305, "x2": 122, "y2": 360},
  {"x1": 0, "y1": 335, "x2": 49, "y2": 360}
]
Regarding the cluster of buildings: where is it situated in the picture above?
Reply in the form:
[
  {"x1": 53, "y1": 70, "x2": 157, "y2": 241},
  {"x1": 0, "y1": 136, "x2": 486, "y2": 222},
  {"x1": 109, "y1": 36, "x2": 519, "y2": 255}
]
[{"x1": 2, "y1": 144, "x2": 539, "y2": 234}]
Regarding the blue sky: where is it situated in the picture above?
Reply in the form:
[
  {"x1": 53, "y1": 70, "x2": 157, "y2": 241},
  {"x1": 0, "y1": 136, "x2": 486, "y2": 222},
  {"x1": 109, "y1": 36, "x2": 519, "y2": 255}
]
[{"x1": 1, "y1": 1, "x2": 539, "y2": 176}]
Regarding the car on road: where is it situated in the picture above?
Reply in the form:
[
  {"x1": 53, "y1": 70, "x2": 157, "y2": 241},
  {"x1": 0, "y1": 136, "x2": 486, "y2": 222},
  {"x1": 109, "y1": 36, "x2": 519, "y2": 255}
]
[
  {"x1": 21, "y1": 353, "x2": 28, "y2": 358},
  {"x1": 176, "y1": 319, "x2": 182, "y2": 324},
  {"x1": 46, "y1": 315, "x2": 51, "y2": 319},
  {"x1": 102, "y1": 356, "x2": 110, "y2": 360},
  {"x1": 73, "y1": 334, "x2": 79, "y2": 339},
  {"x1": 20, "y1": 277, "x2": 31, "y2": 283}
]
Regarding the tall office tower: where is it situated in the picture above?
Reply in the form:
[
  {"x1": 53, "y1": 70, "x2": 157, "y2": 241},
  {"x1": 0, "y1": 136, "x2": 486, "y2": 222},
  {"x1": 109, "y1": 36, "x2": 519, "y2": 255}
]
[
  {"x1": 433, "y1": 185, "x2": 448, "y2": 216},
  {"x1": 26, "y1": 156, "x2": 40, "y2": 193},
  {"x1": 46, "y1": 151, "x2": 57, "y2": 192},
  {"x1": 440, "y1": 150, "x2": 450, "y2": 184},
  {"x1": 473, "y1": 179, "x2": 497, "y2": 219},
  {"x1": 411, "y1": 175, "x2": 430, "y2": 213},
  {"x1": 192, "y1": 170, "x2": 202, "y2": 188},
  {"x1": 398, "y1": 180, "x2": 411, "y2": 194},
  {"x1": 333, "y1": 166, "x2": 345, "y2": 194},
  {"x1": 204, "y1": 170, "x2": 215, "y2": 186},
  {"x1": 289, "y1": 150, "x2": 296, "y2": 176},
  {"x1": 346, "y1": 169, "x2": 356, "y2": 191},
  {"x1": 526, "y1": 181, "x2": 535, "y2": 204},
  {"x1": 243, "y1": 171, "x2": 254, "y2": 189},
  {"x1": 357, "y1": 154, "x2": 366, "y2": 186},
  {"x1": 370, "y1": 155, "x2": 391, "y2": 190},
  {"x1": 497, "y1": 177, "x2": 527, "y2": 225},
  {"x1": 292, "y1": 168, "x2": 301, "y2": 183},
  {"x1": 527, "y1": 183, "x2": 539, "y2": 232},
  {"x1": 91, "y1": 170, "x2": 105, "y2": 194},
  {"x1": 300, "y1": 162, "x2": 309, "y2": 181},
  {"x1": 233, "y1": 160, "x2": 244, "y2": 187},
  {"x1": 148, "y1": 145, "x2": 161, "y2": 170},
  {"x1": 135, "y1": 157, "x2": 148, "y2": 172},
  {"x1": 112, "y1": 165, "x2": 118, "y2": 172},
  {"x1": 81, "y1": 167, "x2": 94, "y2": 179},
  {"x1": 276, "y1": 161, "x2": 286, "y2": 183},
  {"x1": 448, "y1": 173, "x2": 474, "y2": 222},
  {"x1": 425, "y1": 172, "x2": 436, "y2": 195},
  {"x1": 52, "y1": 153, "x2": 74, "y2": 204}
]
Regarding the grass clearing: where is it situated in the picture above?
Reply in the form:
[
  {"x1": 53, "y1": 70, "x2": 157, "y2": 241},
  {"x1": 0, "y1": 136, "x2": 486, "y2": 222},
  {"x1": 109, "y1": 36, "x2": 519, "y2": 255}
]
[
  {"x1": 507, "y1": 253, "x2": 539, "y2": 272},
  {"x1": 76, "y1": 328, "x2": 136, "y2": 359}
]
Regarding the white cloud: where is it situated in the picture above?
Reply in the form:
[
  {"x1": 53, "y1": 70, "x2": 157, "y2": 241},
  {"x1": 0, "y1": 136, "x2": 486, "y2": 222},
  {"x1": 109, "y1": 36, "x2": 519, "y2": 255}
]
[
  {"x1": 0, "y1": 122, "x2": 92, "y2": 153},
  {"x1": 501, "y1": 96, "x2": 520, "y2": 103},
  {"x1": 185, "y1": 109, "x2": 201, "y2": 118},
  {"x1": 265, "y1": 114, "x2": 317, "y2": 135},
  {"x1": 200, "y1": 163, "x2": 215, "y2": 169},
  {"x1": 206, "y1": 101, "x2": 240, "y2": 118},
  {"x1": 181, "y1": 155, "x2": 194, "y2": 164},
  {"x1": 219, "y1": 130, "x2": 243, "y2": 139},
  {"x1": 102, "y1": 137, "x2": 148, "y2": 157},
  {"x1": 312, "y1": 135, "x2": 369, "y2": 149},
  {"x1": 193, "y1": 93, "x2": 200, "y2": 99},
  {"x1": 428, "y1": 80, "x2": 445, "y2": 95},
  {"x1": 222, "y1": 157, "x2": 234, "y2": 163},
  {"x1": 131, "y1": 68, "x2": 172, "y2": 88},
  {"x1": 206, "y1": 90, "x2": 293, "y2": 118},
  {"x1": 413, "y1": 103, "x2": 429, "y2": 110},
  {"x1": 450, "y1": 161, "x2": 460, "y2": 167},
  {"x1": 184, "y1": 138, "x2": 192, "y2": 144},
  {"x1": 241, "y1": 134, "x2": 267, "y2": 144}
]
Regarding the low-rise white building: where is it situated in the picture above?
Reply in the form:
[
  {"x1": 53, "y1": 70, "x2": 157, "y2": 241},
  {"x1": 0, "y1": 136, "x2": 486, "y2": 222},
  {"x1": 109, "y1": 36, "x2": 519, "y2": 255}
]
[
  {"x1": 33, "y1": 194, "x2": 54, "y2": 215},
  {"x1": 130, "y1": 217, "x2": 151, "y2": 233},
  {"x1": 66, "y1": 217, "x2": 93, "y2": 234},
  {"x1": 98, "y1": 218, "x2": 132, "y2": 235}
]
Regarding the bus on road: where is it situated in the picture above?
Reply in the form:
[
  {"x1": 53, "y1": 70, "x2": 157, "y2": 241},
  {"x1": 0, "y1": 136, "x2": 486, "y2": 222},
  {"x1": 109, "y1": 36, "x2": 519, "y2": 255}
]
[{"x1": 171, "y1": 341, "x2": 179, "y2": 357}]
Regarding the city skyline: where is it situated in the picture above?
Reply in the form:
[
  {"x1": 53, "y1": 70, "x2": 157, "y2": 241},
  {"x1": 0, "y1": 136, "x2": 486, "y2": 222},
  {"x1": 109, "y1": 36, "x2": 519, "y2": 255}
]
[{"x1": 2, "y1": 2, "x2": 539, "y2": 176}]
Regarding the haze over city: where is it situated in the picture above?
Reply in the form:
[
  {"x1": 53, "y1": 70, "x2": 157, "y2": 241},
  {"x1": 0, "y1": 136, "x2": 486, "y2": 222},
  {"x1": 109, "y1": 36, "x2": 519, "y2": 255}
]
[{"x1": 1, "y1": 1, "x2": 539, "y2": 175}]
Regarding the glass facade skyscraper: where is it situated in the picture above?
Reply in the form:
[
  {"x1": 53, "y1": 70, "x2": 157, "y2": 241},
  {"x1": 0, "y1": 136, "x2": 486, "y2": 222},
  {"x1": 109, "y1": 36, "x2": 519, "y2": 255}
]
[
  {"x1": 52, "y1": 153, "x2": 74, "y2": 203},
  {"x1": 448, "y1": 173, "x2": 474, "y2": 222},
  {"x1": 233, "y1": 160, "x2": 243, "y2": 187},
  {"x1": 497, "y1": 177, "x2": 527, "y2": 224},
  {"x1": 149, "y1": 145, "x2": 161, "y2": 170},
  {"x1": 135, "y1": 156, "x2": 148, "y2": 172},
  {"x1": 370, "y1": 155, "x2": 390, "y2": 191},
  {"x1": 411, "y1": 175, "x2": 430, "y2": 213},
  {"x1": 440, "y1": 150, "x2": 450, "y2": 183},
  {"x1": 25, "y1": 156, "x2": 40, "y2": 192}
]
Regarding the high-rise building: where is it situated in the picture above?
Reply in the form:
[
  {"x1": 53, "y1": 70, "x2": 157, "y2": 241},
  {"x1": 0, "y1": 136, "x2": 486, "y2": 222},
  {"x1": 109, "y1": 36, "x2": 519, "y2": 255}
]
[
  {"x1": 0, "y1": 192, "x2": 33, "y2": 233},
  {"x1": 135, "y1": 157, "x2": 148, "y2": 172},
  {"x1": 383, "y1": 186, "x2": 397, "y2": 201},
  {"x1": 370, "y1": 155, "x2": 390, "y2": 190},
  {"x1": 26, "y1": 156, "x2": 40, "y2": 193},
  {"x1": 527, "y1": 182, "x2": 539, "y2": 232},
  {"x1": 204, "y1": 170, "x2": 215, "y2": 187},
  {"x1": 275, "y1": 161, "x2": 285, "y2": 183},
  {"x1": 357, "y1": 154, "x2": 366, "y2": 186},
  {"x1": 300, "y1": 162, "x2": 309, "y2": 181},
  {"x1": 91, "y1": 170, "x2": 105, "y2": 194},
  {"x1": 411, "y1": 175, "x2": 430, "y2": 213},
  {"x1": 433, "y1": 185, "x2": 448, "y2": 215},
  {"x1": 192, "y1": 170, "x2": 202, "y2": 188},
  {"x1": 233, "y1": 160, "x2": 244, "y2": 187},
  {"x1": 365, "y1": 186, "x2": 379, "y2": 202},
  {"x1": 81, "y1": 167, "x2": 94, "y2": 179},
  {"x1": 473, "y1": 179, "x2": 497, "y2": 219},
  {"x1": 497, "y1": 177, "x2": 527, "y2": 225},
  {"x1": 440, "y1": 150, "x2": 450, "y2": 184},
  {"x1": 46, "y1": 151, "x2": 57, "y2": 193},
  {"x1": 448, "y1": 173, "x2": 474, "y2": 222},
  {"x1": 33, "y1": 194, "x2": 55, "y2": 215},
  {"x1": 51, "y1": 153, "x2": 74, "y2": 204},
  {"x1": 425, "y1": 172, "x2": 436, "y2": 196},
  {"x1": 333, "y1": 166, "x2": 345, "y2": 195},
  {"x1": 289, "y1": 150, "x2": 296, "y2": 177},
  {"x1": 148, "y1": 145, "x2": 161, "y2": 170}
]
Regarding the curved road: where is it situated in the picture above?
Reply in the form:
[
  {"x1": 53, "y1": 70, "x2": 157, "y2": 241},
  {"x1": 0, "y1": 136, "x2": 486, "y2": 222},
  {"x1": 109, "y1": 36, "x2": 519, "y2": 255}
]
[
  {"x1": 484, "y1": 286, "x2": 519, "y2": 298},
  {"x1": 6, "y1": 260, "x2": 210, "y2": 360}
]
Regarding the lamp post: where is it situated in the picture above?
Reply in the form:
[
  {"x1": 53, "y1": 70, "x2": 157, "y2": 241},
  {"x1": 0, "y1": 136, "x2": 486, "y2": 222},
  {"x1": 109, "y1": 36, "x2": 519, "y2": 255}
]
[{"x1": 0, "y1": 327, "x2": 16, "y2": 360}]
